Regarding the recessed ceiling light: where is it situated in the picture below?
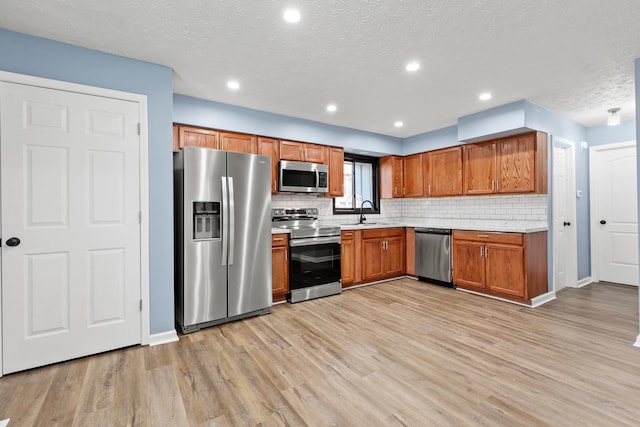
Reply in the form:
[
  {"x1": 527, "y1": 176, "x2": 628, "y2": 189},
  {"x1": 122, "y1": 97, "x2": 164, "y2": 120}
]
[
  {"x1": 326, "y1": 104, "x2": 337, "y2": 112},
  {"x1": 394, "y1": 121, "x2": 404, "y2": 127},
  {"x1": 227, "y1": 80, "x2": 240, "y2": 90},
  {"x1": 406, "y1": 62, "x2": 420, "y2": 72},
  {"x1": 479, "y1": 92, "x2": 492, "y2": 101},
  {"x1": 283, "y1": 9, "x2": 301, "y2": 23}
]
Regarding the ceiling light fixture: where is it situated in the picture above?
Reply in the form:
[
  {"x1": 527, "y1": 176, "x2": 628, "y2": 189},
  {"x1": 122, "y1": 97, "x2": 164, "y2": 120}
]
[
  {"x1": 479, "y1": 92, "x2": 492, "y2": 101},
  {"x1": 227, "y1": 80, "x2": 240, "y2": 90},
  {"x1": 405, "y1": 62, "x2": 420, "y2": 72},
  {"x1": 394, "y1": 121, "x2": 404, "y2": 127},
  {"x1": 326, "y1": 104, "x2": 337, "y2": 112},
  {"x1": 607, "y1": 108, "x2": 621, "y2": 126},
  {"x1": 283, "y1": 9, "x2": 301, "y2": 23}
]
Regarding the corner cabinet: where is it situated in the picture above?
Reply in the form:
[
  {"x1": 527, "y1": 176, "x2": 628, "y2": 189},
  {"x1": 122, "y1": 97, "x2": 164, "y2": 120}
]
[
  {"x1": 464, "y1": 131, "x2": 547, "y2": 195},
  {"x1": 380, "y1": 155, "x2": 404, "y2": 198},
  {"x1": 452, "y1": 230, "x2": 547, "y2": 304},
  {"x1": 272, "y1": 234, "x2": 289, "y2": 303}
]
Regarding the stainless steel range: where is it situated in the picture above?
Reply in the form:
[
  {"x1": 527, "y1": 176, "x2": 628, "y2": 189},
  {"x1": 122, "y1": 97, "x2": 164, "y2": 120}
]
[{"x1": 272, "y1": 208, "x2": 342, "y2": 303}]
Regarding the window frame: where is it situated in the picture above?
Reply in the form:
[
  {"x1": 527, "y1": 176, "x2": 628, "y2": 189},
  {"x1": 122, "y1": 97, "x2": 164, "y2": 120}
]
[{"x1": 333, "y1": 153, "x2": 381, "y2": 215}]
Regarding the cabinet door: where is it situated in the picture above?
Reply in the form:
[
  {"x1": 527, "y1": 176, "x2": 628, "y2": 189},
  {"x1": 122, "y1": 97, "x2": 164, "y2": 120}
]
[
  {"x1": 405, "y1": 228, "x2": 416, "y2": 276},
  {"x1": 464, "y1": 143, "x2": 495, "y2": 195},
  {"x1": 272, "y1": 234, "x2": 289, "y2": 303},
  {"x1": 328, "y1": 147, "x2": 344, "y2": 197},
  {"x1": 380, "y1": 155, "x2": 404, "y2": 198},
  {"x1": 485, "y1": 243, "x2": 525, "y2": 297},
  {"x1": 403, "y1": 153, "x2": 424, "y2": 197},
  {"x1": 362, "y1": 237, "x2": 386, "y2": 281},
  {"x1": 384, "y1": 235, "x2": 405, "y2": 277},
  {"x1": 173, "y1": 124, "x2": 180, "y2": 152},
  {"x1": 341, "y1": 235, "x2": 356, "y2": 286},
  {"x1": 452, "y1": 240, "x2": 486, "y2": 290},
  {"x1": 178, "y1": 125, "x2": 218, "y2": 150},
  {"x1": 219, "y1": 131, "x2": 256, "y2": 154},
  {"x1": 497, "y1": 134, "x2": 535, "y2": 193},
  {"x1": 430, "y1": 146, "x2": 463, "y2": 196},
  {"x1": 304, "y1": 143, "x2": 326, "y2": 163},
  {"x1": 257, "y1": 137, "x2": 280, "y2": 193},
  {"x1": 279, "y1": 140, "x2": 305, "y2": 161}
]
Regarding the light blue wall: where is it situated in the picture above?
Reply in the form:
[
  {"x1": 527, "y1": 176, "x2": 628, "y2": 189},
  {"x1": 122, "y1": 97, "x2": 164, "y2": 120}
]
[
  {"x1": 174, "y1": 94, "x2": 403, "y2": 156},
  {"x1": 587, "y1": 120, "x2": 636, "y2": 146},
  {"x1": 0, "y1": 29, "x2": 175, "y2": 334},
  {"x1": 402, "y1": 125, "x2": 458, "y2": 156},
  {"x1": 457, "y1": 100, "x2": 529, "y2": 142}
]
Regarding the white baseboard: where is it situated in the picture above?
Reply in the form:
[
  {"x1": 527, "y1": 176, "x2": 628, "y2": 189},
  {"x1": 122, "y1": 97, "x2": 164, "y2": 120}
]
[
  {"x1": 576, "y1": 277, "x2": 592, "y2": 288},
  {"x1": 530, "y1": 291, "x2": 556, "y2": 307},
  {"x1": 634, "y1": 334, "x2": 640, "y2": 348},
  {"x1": 149, "y1": 330, "x2": 179, "y2": 346}
]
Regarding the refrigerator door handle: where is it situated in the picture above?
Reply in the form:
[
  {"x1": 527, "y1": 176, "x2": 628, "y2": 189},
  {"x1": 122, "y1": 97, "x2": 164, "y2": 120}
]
[
  {"x1": 221, "y1": 176, "x2": 228, "y2": 266},
  {"x1": 228, "y1": 176, "x2": 235, "y2": 265}
]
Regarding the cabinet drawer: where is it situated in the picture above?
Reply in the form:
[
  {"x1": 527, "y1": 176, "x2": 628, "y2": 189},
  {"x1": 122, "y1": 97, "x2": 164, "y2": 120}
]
[
  {"x1": 341, "y1": 230, "x2": 355, "y2": 240},
  {"x1": 362, "y1": 227, "x2": 405, "y2": 239},
  {"x1": 272, "y1": 233, "x2": 289, "y2": 247},
  {"x1": 453, "y1": 230, "x2": 523, "y2": 245}
]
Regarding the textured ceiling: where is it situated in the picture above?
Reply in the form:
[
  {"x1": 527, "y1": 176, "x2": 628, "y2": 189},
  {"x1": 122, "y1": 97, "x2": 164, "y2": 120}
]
[{"x1": 1, "y1": 0, "x2": 639, "y2": 138}]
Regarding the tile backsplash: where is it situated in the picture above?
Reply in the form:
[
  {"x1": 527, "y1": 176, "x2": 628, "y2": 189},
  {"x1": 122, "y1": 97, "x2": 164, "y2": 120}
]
[{"x1": 272, "y1": 194, "x2": 547, "y2": 224}]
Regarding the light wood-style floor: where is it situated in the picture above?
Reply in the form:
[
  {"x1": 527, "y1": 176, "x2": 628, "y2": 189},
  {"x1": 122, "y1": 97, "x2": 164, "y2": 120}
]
[{"x1": 1, "y1": 279, "x2": 639, "y2": 426}]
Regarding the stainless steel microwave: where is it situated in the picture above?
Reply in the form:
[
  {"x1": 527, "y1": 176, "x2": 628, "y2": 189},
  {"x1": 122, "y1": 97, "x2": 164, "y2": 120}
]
[{"x1": 278, "y1": 160, "x2": 329, "y2": 193}]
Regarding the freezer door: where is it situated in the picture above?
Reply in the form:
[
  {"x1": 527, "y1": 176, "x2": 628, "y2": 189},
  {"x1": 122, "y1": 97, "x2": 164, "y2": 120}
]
[
  {"x1": 227, "y1": 152, "x2": 272, "y2": 316},
  {"x1": 181, "y1": 147, "x2": 228, "y2": 327}
]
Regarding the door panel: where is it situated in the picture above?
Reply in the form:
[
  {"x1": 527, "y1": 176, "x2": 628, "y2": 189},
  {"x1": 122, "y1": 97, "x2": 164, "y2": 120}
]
[
  {"x1": 452, "y1": 240, "x2": 485, "y2": 289},
  {"x1": 1, "y1": 82, "x2": 142, "y2": 373},
  {"x1": 497, "y1": 135, "x2": 535, "y2": 193},
  {"x1": 464, "y1": 143, "x2": 495, "y2": 195},
  {"x1": 485, "y1": 243, "x2": 525, "y2": 297},
  {"x1": 593, "y1": 144, "x2": 638, "y2": 286},
  {"x1": 226, "y1": 152, "x2": 272, "y2": 316}
]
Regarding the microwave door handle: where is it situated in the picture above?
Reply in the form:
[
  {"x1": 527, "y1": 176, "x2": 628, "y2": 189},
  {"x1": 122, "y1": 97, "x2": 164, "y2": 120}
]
[
  {"x1": 221, "y1": 176, "x2": 228, "y2": 266},
  {"x1": 315, "y1": 169, "x2": 319, "y2": 189}
]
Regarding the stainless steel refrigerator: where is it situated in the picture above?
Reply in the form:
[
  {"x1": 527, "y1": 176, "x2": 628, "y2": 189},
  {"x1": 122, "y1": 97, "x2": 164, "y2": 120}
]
[{"x1": 174, "y1": 147, "x2": 272, "y2": 333}]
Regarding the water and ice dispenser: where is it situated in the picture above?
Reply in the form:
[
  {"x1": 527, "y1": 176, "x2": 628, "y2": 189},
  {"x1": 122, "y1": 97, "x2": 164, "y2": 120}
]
[{"x1": 193, "y1": 201, "x2": 220, "y2": 240}]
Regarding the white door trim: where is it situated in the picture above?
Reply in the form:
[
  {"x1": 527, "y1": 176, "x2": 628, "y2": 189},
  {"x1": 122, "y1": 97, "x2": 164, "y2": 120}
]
[
  {"x1": 551, "y1": 136, "x2": 578, "y2": 290},
  {"x1": 589, "y1": 140, "x2": 637, "y2": 283},
  {"x1": 0, "y1": 70, "x2": 150, "y2": 376}
]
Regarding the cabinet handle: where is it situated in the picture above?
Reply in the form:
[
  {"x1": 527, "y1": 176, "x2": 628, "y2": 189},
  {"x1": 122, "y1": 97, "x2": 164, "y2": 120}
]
[
  {"x1": 342, "y1": 244, "x2": 344, "y2": 254},
  {"x1": 428, "y1": 184, "x2": 431, "y2": 195},
  {"x1": 480, "y1": 246, "x2": 484, "y2": 257},
  {"x1": 477, "y1": 234, "x2": 489, "y2": 238},
  {"x1": 492, "y1": 181, "x2": 495, "y2": 191},
  {"x1": 285, "y1": 250, "x2": 288, "y2": 262},
  {"x1": 403, "y1": 187, "x2": 406, "y2": 195},
  {"x1": 496, "y1": 180, "x2": 499, "y2": 191}
]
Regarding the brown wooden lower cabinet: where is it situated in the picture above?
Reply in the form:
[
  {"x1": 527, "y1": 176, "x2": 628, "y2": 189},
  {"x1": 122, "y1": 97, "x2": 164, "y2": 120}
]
[
  {"x1": 452, "y1": 230, "x2": 547, "y2": 304},
  {"x1": 341, "y1": 230, "x2": 356, "y2": 287},
  {"x1": 405, "y1": 228, "x2": 416, "y2": 276},
  {"x1": 272, "y1": 234, "x2": 289, "y2": 303},
  {"x1": 361, "y1": 228, "x2": 405, "y2": 282}
]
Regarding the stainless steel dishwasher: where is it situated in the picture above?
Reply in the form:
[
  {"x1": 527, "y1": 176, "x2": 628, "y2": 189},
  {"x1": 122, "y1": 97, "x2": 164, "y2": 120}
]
[{"x1": 415, "y1": 228, "x2": 454, "y2": 288}]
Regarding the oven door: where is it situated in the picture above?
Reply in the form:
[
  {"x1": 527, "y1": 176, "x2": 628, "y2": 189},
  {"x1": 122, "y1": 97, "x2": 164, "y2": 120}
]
[{"x1": 289, "y1": 236, "x2": 341, "y2": 290}]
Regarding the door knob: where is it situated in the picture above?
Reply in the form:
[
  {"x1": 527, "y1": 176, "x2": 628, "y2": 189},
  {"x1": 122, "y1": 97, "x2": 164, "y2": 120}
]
[
  {"x1": 5, "y1": 237, "x2": 20, "y2": 247},
  {"x1": 563, "y1": 221, "x2": 571, "y2": 226},
  {"x1": 600, "y1": 220, "x2": 607, "y2": 225}
]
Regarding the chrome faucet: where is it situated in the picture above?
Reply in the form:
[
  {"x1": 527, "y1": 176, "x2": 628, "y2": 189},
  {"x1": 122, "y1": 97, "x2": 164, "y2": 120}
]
[{"x1": 359, "y1": 200, "x2": 373, "y2": 224}]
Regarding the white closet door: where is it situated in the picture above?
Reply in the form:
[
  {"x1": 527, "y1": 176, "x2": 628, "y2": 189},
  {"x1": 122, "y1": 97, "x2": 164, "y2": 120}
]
[{"x1": 1, "y1": 82, "x2": 142, "y2": 373}]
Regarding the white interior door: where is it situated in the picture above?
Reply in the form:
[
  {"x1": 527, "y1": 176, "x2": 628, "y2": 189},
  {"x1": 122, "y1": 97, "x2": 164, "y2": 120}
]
[
  {"x1": 552, "y1": 138, "x2": 577, "y2": 291},
  {"x1": 590, "y1": 142, "x2": 638, "y2": 286},
  {"x1": 0, "y1": 82, "x2": 142, "y2": 373}
]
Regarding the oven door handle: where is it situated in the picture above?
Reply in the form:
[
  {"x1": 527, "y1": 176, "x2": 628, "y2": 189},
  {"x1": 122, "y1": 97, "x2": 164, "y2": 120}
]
[{"x1": 290, "y1": 235, "x2": 341, "y2": 247}]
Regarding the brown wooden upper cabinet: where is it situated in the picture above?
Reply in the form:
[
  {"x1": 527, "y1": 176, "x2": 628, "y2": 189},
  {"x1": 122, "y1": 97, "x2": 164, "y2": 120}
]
[
  {"x1": 219, "y1": 131, "x2": 256, "y2": 154},
  {"x1": 174, "y1": 124, "x2": 218, "y2": 152},
  {"x1": 380, "y1": 155, "x2": 404, "y2": 198},
  {"x1": 256, "y1": 137, "x2": 280, "y2": 194},
  {"x1": 464, "y1": 131, "x2": 547, "y2": 195},
  {"x1": 327, "y1": 146, "x2": 344, "y2": 197},
  {"x1": 279, "y1": 140, "x2": 326, "y2": 163},
  {"x1": 424, "y1": 146, "x2": 463, "y2": 197},
  {"x1": 403, "y1": 153, "x2": 424, "y2": 198}
]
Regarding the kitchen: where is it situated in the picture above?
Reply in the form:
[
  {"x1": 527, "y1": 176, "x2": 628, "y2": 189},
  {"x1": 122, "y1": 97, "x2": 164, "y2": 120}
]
[{"x1": 0, "y1": 1, "x2": 640, "y2": 425}]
